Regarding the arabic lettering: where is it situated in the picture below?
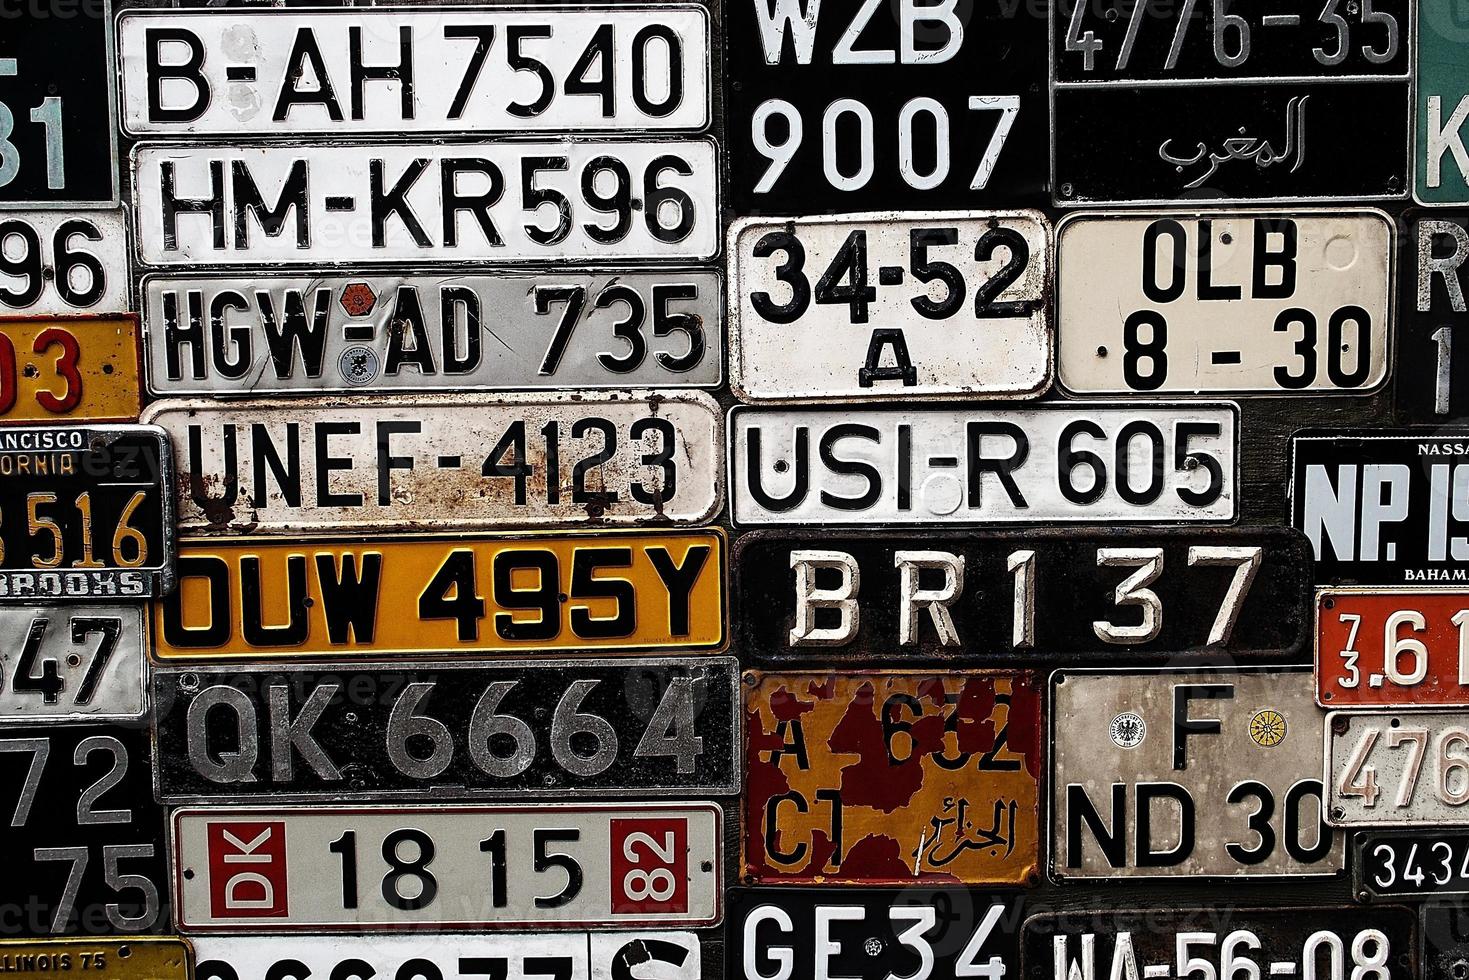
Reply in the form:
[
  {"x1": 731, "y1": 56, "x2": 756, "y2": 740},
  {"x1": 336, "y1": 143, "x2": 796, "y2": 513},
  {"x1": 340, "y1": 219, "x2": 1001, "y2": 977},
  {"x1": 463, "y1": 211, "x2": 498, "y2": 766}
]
[
  {"x1": 913, "y1": 796, "x2": 1018, "y2": 869},
  {"x1": 1159, "y1": 95, "x2": 1309, "y2": 189}
]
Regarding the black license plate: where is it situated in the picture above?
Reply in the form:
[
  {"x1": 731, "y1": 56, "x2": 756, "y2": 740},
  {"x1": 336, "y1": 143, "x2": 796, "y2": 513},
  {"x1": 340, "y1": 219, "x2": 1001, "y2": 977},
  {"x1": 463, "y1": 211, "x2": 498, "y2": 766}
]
[
  {"x1": 0, "y1": 723, "x2": 168, "y2": 936},
  {"x1": 1356, "y1": 830, "x2": 1469, "y2": 899},
  {"x1": 723, "y1": 0, "x2": 1048, "y2": 212},
  {"x1": 1424, "y1": 906, "x2": 1469, "y2": 980},
  {"x1": 1023, "y1": 907, "x2": 1417, "y2": 980},
  {"x1": 1399, "y1": 210, "x2": 1469, "y2": 424},
  {"x1": 152, "y1": 657, "x2": 739, "y2": 802},
  {"x1": 0, "y1": 426, "x2": 174, "y2": 600},
  {"x1": 0, "y1": 0, "x2": 118, "y2": 205},
  {"x1": 729, "y1": 887, "x2": 1023, "y2": 980},
  {"x1": 1291, "y1": 429, "x2": 1469, "y2": 585},
  {"x1": 733, "y1": 528, "x2": 1310, "y2": 662},
  {"x1": 1051, "y1": 0, "x2": 1410, "y2": 204}
]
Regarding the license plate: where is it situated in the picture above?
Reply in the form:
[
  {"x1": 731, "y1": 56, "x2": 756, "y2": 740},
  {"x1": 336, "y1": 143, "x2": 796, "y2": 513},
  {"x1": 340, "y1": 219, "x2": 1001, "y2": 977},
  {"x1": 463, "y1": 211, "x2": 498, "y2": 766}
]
[
  {"x1": 1398, "y1": 211, "x2": 1469, "y2": 421},
  {"x1": 1317, "y1": 588, "x2": 1469, "y2": 707},
  {"x1": 1057, "y1": 211, "x2": 1393, "y2": 395},
  {"x1": 0, "y1": 212, "x2": 130, "y2": 315},
  {"x1": 152, "y1": 657, "x2": 739, "y2": 802},
  {"x1": 0, "y1": 939, "x2": 190, "y2": 980},
  {"x1": 723, "y1": 0, "x2": 1046, "y2": 211},
  {"x1": 1052, "y1": 668, "x2": 1342, "y2": 878},
  {"x1": 154, "y1": 528, "x2": 724, "y2": 660},
  {"x1": 1051, "y1": 1, "x2": 1410, "y2": 204},
  {"x1": 145, "y1": 392, "x2": 720, "y2": 533},
  {"x1": 1355, "y1": 829, "x2": 1469, "y2": 899},
  {"x1": 744, "y1": 670, "x2": 1041, "y2": 885},
  {"x1": 118, "y1": 6, "x2": 709, "y2": 137},
  {"x1": 0, "y1": 425, "x2": 175, "y2": 601},
  {"x1": 193, "y1": 933, "x2": 703, "y2": 980},
  {"x1": 140, "y1": 271, "x2": 722, "y2": 396},
  {"x1": 0, "y1": 317, "x2": 140, "y2": 423},
  {"x1": 734, "y1": 528, "x2": 1310, "y2": 662},
  {"x1": 728, "y1": 888, "x2": 1022, "y2": 980},
  {"x1": 0, "y1": 606, "x2": 144, "y2": 722},
  {"x1": 1291, "y1": 430, "x2": 1469, "y2": 586},
  {"x1": 1416, "y1": 5, "x2": 1468, "y2": 204},
  {"x1": 1326, "y1": 709, "x2": 1469, "y2": 826},
  {"x1": 0, "y1": 3, "x2": 117, "y2": 205},
  {"x1": 171, "y1": 802, "x2": 721, "y2": 931},
  {"x1": 1022, "y1": 907, "x2": 1416, "y2": 980},
  {"x1": 1425, "y1": 907, "x2": 1469, "y2": 980},
  {"x1": 729, "y1": 212, "x2": 1051, "y2": 401},
  {"x1": 0, "y1": 724, "x2": 168, "y2": 936},
  {"x1": 131, "y1": 140, "x2": 718, "y2": 266},
  {"x1": 730, "y1": 403, "x2": 1237, "y2": 525}
]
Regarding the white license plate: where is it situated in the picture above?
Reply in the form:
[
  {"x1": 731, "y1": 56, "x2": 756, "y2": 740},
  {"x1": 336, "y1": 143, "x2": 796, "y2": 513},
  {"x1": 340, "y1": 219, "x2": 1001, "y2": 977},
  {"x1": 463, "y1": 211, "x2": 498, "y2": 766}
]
[
  {"x1": 729, "y1": 211, "x2": 1051, "y2": 400},
  {"x1": 117, "y1": 6, "x2": 709, "y2": 137},
  {"x1": 143, "y1": 392, "x2": 720, "y2": 532},
  {"x1": 0, "y1": 606, "x2": 144, "y2": 721},
  {"x1": 729, "y1": 403, "x2": 1237, "y2": 525},
  {"x1": 172, "y1": 803, "x2": 721, "y2": 931},
  {"x1": 131, "y1": 140, "x2": 718, "y2": 266},
  {"x1": 0, "y1": 210, "x2": 130, "y2": 316},
  {"x1": 140, "y1": 271, "x2": 722, "y2": 395},
  {"x1": 1327, "y1": 710, "x2": 1469, "y2": 826},
  {"x1": 192, "y1": 934, "x2": 702, "y2": 980},
  {"x1": 1057, "y1": 211, "x2": 1392, "y2": 395}
]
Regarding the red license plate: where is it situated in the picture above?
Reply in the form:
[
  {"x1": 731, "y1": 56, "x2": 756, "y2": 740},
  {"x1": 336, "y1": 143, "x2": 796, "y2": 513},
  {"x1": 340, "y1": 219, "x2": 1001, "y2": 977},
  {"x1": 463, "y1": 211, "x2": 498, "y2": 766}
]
[{"x1": 1317, "y1": 589, "x2": 1469, "y2": 707}]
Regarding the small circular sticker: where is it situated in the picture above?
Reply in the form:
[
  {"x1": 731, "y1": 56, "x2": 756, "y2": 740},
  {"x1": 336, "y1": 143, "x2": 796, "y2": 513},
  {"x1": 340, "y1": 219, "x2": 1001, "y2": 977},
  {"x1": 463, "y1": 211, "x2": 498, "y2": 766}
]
[
  {"x1": 339, "y1": 346, "x2": 381, "y2": 387},
  {"x1": 1110, "y1": 711, "x2": 1146, "y2": 748},
  {"x1": 1250, "y1": 709, "x2": 1287, "y2": 747},
  {"x1": 863, "y1": 938, "x2": 883, "y2": 957}
]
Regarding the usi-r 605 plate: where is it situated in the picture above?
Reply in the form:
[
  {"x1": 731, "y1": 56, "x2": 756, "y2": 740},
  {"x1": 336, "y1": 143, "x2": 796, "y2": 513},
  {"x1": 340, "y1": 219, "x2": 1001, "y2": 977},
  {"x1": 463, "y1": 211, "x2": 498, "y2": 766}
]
[
  {"x1": 734, "y1": 528, "x2": 1311, "y2": 663},
  {"x1": 1050, "y1": 0, "x2": 1410, "y2": 204},
  {"x1": 0, "y1": 606, "x2": 144, "y2": 722},
  {"x1": 1398, "y1": 211, "x2": 1469, "y2": 421},
  {"x1": 0, "y1": 724, "x2": 168, "y2": 936},
  {"x1": 728, "y1": 888, "x2": 1022, "y2": 980},
  {"x1": 728, "y1": 212, "x2": 1050, "y2": 402},
  {"x1": 145, "y1": 392, "x2": 720, "y2": 533},
  {"x1": 1355, "y1": 829, "x2": 1469, "y2": 899},
  {"x1": 117, "y1": 6, "x2": 709, "y2": 136},
  {"x1": 1057, "y1": 211, "x2": 1393, "y2": 396},
  {"x1": 152, "y1": 657, "x2": 738, "y2": 802},
  {"x1": 154, "y1": 528, "x2": 724, "y2": 660},
  {"x1": 0, "y1": 211, "x2": 130, "y2": 316},
  {"x1": 1291, "y1": 429, "x2": 1469, "y2": 586},
  {"x1": 172, "y1": 802, "x2": 720, "y2": 931},
  {"x1": 193, "y1": 933, "x2": 704, "y2": 980},
  {"x1": 1022, "y1": 907, "x2": 1417, "y2": 980},
  {"x1": 1326, "y1": 709, "x2": 1469, "y2": 826},
  {"x1": 0, "y1": 425, "x2": 174, "y2": 601},
  {"x1": 131, "y1": 140, "x2": 718, "y2": 267},
  {"x1": 744, "y1": 670, "x2": 1041, "y2": 886},
  {"x1": 0, "y1": 317, "x2": 140, "y2": 423},
  {"x1": 1051, "y1": 668, "x2": 1342, "y2": 879},
  {"x1": 1317, "y1": 588, "x2": 1469, "y2": 708},
  {"x1": 141, "y1": 271, "x2": 721, "y2": 396},
  {"x1": 730, "y1": 403, "x2": 1237, "y2": 525}
]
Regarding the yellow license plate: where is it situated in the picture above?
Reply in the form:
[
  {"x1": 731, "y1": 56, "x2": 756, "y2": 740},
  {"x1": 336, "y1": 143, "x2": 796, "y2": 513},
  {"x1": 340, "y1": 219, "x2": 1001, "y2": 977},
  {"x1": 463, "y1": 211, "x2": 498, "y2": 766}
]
[
  {"x1": 0, "y1": 316, "x2": 140, "y2": 423},
  {"x1": 154, "y1": 528, "x2": 726, "y2": 659},
  {"x1": 0, "y1": 938, "x2": 191, "y2": 980},
  {"x1": 744, "y1": 670, "x2": 1042, "y2": 886}
]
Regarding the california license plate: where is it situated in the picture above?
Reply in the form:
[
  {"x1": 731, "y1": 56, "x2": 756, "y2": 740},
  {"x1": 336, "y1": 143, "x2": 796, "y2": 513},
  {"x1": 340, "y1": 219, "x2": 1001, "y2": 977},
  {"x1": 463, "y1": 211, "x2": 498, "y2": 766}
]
[
  {"x1": 729, "y1": 212, "x2": 1050, "y2": 401},
  {"x1": 1327, "y1": 709, "x2": 1469, "y2": 826},
  {"x1": 154, "y1": 528, "x2": 725, "y2": 660},
  {"x1": 1057, "y1": 211, "x2": 1392, "y2": 395},
  {"x1": 0, "y1": 316, "x2": 139, "y2": 423},
  {"x1": 743, "y1": 670, "x2": 1041, "y2": 886},
  {"x1": 0, "y1": 606, "x2": 144, "y2": 721},
  {"x1": 0, "y1": 425, "x2": 174, "y2": 601},
  {"x1": 1052, "y1": 668, "x2": 1342, "y2": 878},
  {"x1": 140, "y1": 271, "x2": 722, "y2": 395},
  {"x1": 172, "y1": 802, "x2": 721, "y2": 931},
  {"x1": 146, "y1": 392, "x2": 721, "y2": 532},
  {"x1": 1317, "y1": 588, "x2": 1469, "y2": 707}
]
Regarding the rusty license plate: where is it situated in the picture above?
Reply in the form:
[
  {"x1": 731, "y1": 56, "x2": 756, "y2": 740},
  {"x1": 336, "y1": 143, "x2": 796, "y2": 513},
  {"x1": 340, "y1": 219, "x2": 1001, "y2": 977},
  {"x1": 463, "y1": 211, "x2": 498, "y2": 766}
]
[
  {"x1": 1317, "y1": 588, "x2": 1469, "y2": 707},
  {"x1": 0, "y1": 316, "x2": 140, "y2": 423}
]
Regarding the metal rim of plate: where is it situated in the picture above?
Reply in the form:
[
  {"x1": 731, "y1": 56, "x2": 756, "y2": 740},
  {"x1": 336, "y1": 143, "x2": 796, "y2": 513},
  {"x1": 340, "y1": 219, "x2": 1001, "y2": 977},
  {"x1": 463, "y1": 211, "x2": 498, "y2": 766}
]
[
  {"x1": 1046, "y1": 662, "x2": 1328, "y2": 884},
  {"x1": 724, "y1": 400, "x2": 1243, "y2": 528},
  {"x1": 114, "y1": 2, "x2": 714, "y2": 138},
  {"x1": 1312, "y1": 585, "x2": 1469, "y2": 709},
  {"x1": 725, "y1": 209, "x2": 1055, "y2": 404},
  {"x1": 1052, "y1": 207, "x2": 1397, "y2": 398},
  {"x1": 1322, "y1": 707, "x2": 1469, "y2": 827},
  {"x1": 148, "y1": 654, "x2": 743, "y2": 803},
  {"x1": 125, "y1": 136, "x2": 725, "y2": 268}
]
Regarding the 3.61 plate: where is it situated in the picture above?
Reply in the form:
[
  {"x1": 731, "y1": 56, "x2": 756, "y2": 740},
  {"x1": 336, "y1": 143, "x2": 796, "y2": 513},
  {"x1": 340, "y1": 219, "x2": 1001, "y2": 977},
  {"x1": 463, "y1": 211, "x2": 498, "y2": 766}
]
[
  {"x1": 1316, "y1": 588, "x2": 1469, "y2": 707},
  {"x1": 154, "y1": 528, "x2": 725, "y2": 660},
  {"x1": 152, "y1": 657, "x2": 739, "y2": 802},
  {"x1": 172, "y1": 802, "x2": 721, "y2": 931}
]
